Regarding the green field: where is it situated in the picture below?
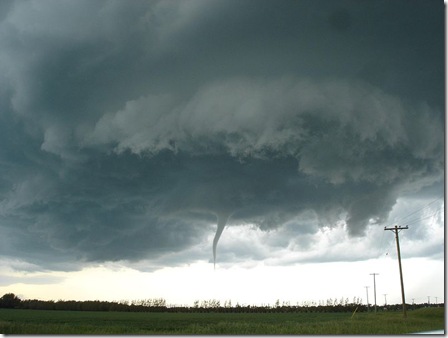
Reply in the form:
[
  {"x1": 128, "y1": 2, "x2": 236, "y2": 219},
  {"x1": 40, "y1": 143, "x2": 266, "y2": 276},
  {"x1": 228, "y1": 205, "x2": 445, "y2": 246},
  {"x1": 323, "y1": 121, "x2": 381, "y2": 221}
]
[{"x1": 0, "y1": 307, "x2": 444, "y2": 334}]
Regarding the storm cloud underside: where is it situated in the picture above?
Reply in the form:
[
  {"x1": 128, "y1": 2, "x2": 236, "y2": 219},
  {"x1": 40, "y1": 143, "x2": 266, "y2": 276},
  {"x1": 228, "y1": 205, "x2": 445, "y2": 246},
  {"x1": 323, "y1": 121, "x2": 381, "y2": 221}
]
[{"x1": 0, "y1": 0, "x2": 443, "y2": 270}]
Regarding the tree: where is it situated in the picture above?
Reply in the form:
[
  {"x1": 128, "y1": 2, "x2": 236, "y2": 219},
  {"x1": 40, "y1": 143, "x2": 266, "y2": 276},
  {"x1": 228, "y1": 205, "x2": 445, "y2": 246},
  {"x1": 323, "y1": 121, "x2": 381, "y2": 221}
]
[{"x1": 0, "y1": 293, "x2": 21, "y2": 308}]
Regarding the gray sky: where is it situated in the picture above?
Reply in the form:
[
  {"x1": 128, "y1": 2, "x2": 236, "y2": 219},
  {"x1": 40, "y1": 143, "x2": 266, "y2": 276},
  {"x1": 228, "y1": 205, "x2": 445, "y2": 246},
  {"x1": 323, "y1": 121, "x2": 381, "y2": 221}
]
[{"x1": 0, "y1": 0, "x2": 444, "y2": 277}]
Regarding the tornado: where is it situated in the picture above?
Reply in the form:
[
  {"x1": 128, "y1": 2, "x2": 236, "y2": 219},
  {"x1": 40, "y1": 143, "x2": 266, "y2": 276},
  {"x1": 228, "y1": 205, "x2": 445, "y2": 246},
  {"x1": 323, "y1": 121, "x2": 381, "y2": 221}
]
[{"x1": 212, "y1": 211, "x2": 230, "y2": 269}]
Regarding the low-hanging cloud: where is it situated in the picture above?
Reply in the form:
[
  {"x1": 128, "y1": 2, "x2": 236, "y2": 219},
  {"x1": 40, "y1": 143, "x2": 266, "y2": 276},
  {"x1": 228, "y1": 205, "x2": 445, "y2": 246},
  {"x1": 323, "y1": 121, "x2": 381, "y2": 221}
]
[
  {"x1": 87, "y1": 77, "x2": 442, "y2": 179},
  {"x1": 84, "y1": 77, "x2": 442, "y2": 244},
  {"x1": 0, "y1": 0, "x2": 443, "y2": 271}
]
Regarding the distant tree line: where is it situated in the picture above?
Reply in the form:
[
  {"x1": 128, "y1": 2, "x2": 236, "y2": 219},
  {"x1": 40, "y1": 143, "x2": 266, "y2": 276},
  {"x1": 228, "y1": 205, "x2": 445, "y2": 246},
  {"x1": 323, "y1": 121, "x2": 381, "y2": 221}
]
[{"x1": 0, "y1": 293, "x2": 441, "y2": 313}]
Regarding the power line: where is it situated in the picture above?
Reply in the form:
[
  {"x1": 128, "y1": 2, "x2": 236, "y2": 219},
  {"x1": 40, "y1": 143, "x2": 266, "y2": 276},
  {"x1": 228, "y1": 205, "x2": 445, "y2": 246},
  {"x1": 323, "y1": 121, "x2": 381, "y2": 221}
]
[
  {"x1": 380, "y1": 202, "x2": 442, "y2": 257},
  {"x1": 400, "y1": 208, "x2": 443, "y2": 227},
  {"x1": 393, "y1": 197, "x2": 442, "y2": 222},
  {"x1": 393, "y1": 198, "x2": 443, "y2": 227}
]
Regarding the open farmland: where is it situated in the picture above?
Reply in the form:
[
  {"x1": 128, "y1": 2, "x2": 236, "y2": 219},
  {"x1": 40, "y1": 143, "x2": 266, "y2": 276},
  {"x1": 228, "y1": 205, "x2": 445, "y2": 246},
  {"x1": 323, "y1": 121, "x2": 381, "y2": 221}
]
[{"x1": 0, "y1": 307, "x2": 444, "y2": 334}]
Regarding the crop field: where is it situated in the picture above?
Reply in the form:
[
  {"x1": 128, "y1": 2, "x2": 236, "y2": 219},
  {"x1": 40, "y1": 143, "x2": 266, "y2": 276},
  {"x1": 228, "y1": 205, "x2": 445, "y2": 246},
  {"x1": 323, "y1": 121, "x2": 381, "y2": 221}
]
[{"x1": 0, "y1": 307, "x2": 444, "y2": 334}]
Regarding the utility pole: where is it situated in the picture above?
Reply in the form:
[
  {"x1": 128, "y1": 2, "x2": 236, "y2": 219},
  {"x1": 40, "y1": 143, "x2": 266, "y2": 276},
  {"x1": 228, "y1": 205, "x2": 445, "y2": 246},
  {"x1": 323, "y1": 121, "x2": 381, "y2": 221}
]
[
  {"x1": 365, "y1": 286, "x2": 370, "y2": 312},
  {"x1": 370, "y1": 273, "x2": 379, "y2": 313},
  {"x1": 383, "y1": 294, "x2": 387, "y2": 306},
  {"x1": 384, "y1": 225, "x2": 408, "y2": 318},
  {"x1": 428, "y1": 296, "x2": 430, "y2": 304}
]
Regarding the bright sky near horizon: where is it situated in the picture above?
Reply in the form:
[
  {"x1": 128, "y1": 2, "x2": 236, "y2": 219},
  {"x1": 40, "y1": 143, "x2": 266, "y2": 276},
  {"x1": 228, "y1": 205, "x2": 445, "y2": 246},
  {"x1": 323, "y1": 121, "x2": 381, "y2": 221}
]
[{"x1": 0, "y1": 0, "x2": 444, "y2": 307}]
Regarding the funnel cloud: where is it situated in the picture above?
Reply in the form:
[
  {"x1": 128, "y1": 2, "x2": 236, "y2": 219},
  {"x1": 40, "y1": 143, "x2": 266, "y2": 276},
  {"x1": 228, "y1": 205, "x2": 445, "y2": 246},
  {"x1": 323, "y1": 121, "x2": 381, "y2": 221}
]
[{"x1": 213, "y1": 212, "x2": 231, "y2": 268}]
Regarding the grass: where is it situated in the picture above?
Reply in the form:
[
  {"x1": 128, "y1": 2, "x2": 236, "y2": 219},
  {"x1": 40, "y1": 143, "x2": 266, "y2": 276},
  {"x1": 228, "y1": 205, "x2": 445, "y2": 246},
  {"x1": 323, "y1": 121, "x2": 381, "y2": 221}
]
[{"x1": 0, "y1": 307, "x2": 444, "y2": 334}]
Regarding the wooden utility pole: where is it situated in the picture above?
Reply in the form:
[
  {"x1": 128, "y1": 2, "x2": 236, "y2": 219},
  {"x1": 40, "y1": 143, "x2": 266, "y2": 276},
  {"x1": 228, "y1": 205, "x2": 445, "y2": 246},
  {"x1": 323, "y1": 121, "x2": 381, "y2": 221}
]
[
  {"x1": 365, "y1": 286, "x2": 370, "y2": 311},
  {"x1": 384, "y1": 225, "x2": 408, "y2": 318},
  {"x1": 370, "y1": 273, "x2": 379, "y2": 313}
]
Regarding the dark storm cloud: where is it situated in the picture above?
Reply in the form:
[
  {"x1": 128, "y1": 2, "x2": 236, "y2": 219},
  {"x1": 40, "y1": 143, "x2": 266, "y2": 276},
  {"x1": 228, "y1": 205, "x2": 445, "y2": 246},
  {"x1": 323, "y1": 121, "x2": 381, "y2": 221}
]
[{"x1": 0, "y1": 0, "x2": 443, "y2": 270}]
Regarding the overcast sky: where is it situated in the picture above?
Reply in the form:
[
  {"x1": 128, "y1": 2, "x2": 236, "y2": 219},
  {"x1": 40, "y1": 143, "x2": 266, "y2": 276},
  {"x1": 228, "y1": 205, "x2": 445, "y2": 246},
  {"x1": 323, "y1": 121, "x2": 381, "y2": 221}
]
[{"x1": 0, "y1": 0, "x2": 444, "y2": 306}]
